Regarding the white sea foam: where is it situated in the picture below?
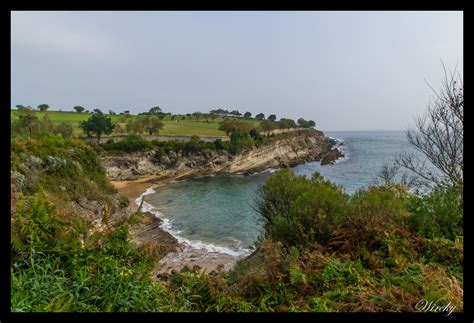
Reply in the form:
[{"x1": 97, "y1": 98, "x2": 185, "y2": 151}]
[
  {"x1": 249, "y1": 168, "x2": 276, "y2": 176},
  {"x1": 329, "y1": 137, "x2": 349, "y2": 164},
  {"x1": 135, "y1": 187, "x2": 252, "y2": 257}
]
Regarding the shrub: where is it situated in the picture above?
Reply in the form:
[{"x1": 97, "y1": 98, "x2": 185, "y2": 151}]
[
  {"x1": 218, "y1": 119, "x2": 254, "y2": 136},
  {"x1": 229, "y1": 132, "x2": 255, "y2": 154},
  {"x1": 101, "y1": 136, "x2": 154, "y2": 153},
  {"x1": 184, "y1": 135, "x2": 202, "y2": 153},
  {"x1": 405, "y1": 187, "x2": 463, "y2": 240},
  {"x1": 349, "y1": 184, "x2": 412, "y2": 223},
  {"x1": 257, "y1": 170, "x2": 348, "y2": 248},
  {"x1": 11, "y1": 191, "x2": 64, "y2": 254},
  {"x1": 213, "y1": 138, "x2": 230, "y2": 151},
  {"x1": 53, "y1": 123, "x2": 74, "y2": 138}
]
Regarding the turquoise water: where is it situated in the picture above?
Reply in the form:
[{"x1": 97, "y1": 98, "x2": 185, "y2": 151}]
[
  {"x1": 293, "y1": 131, "x2": 416, "y2": 194},
  {"x1": 140, "y1": 131, "x2": 423, "y2": 256}
]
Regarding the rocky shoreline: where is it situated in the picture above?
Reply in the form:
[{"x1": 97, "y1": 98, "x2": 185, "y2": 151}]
[
  {"x1": 102, "y1": 128, "x2": 343, "y2": 182},
  {"x1": 111, "y1": 179, "x2": 247, "y2": 278},
  {"x1": 107, "y1": 129, "x2": 343, "y2": 278}
]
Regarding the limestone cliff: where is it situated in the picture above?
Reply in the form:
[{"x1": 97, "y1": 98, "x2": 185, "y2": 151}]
[{"x1": 101, "y1": 129, "x2": 343, "y2": 182}]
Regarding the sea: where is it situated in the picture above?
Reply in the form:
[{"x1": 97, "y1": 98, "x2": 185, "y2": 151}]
[{"x1": 138, "y1": 131, "x2": 428, "y2": 257}]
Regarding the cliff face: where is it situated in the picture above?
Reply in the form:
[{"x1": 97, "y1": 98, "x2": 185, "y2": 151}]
[{"x1": 101, "y1": 129, "x2": 342, "y2": 182}]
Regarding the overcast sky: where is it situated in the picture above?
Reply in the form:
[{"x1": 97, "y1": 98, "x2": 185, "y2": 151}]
[{"x1": 11, "y1": 11, "x2": 462, "y2": 131}]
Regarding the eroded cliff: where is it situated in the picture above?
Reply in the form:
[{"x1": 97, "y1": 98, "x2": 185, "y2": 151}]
[{"x1": 101, "y1": 129, "x2": 343, "y2": 182}]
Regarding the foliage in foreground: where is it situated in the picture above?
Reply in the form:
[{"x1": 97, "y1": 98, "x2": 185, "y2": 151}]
[{"x1": 11, "y1": 133, "x2": 463, "y2": 312}]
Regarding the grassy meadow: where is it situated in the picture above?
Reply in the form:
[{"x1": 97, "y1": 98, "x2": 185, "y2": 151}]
[{"x1": 10, "y1": 110, "x2": 260, "y2": 137}]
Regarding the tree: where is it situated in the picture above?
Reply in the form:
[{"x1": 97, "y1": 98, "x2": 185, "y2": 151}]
[
  {"x1": 210, "y1": 108, "x2": 229, "y2": 115},
  {"x1": 202, "y1": 113, "x2": 212, "y2": 123},
  {"x1": 108, "y1": 110, "x2": 116, "y2": 115},
  {"x1": 73, "y1": 106, "x2": 85, "y2": 113},
  {"x1": 244, "y1": 112, "x2": 252, "y2": 119},
  {"x1": 255, "y1": 113, "x2": 265, "y2": 120},
  {"x1": 140, "y1": 115, "x2": 164, "y2": 135},
  {"x1": 149, "y1": 106, "x2": 162, "y2": 115},
  {"x1": 259, "y1": 120, "x2": 277, "y2": 132},
  {"x1": 125, "y1": 116, "x2": 164, "y2": 136},
  {"x1": 230, "y1": 110, "x2": 242, "y2": 116},
  {"x1": 12, "y1": 106, "x2": 39, "y2": 136},
  {"x1": 79, "y1": 110, "x2": 115, "y2": 143},
  {"x1": 113, "y1": 123, "x2": 125, "y2": 134},
  {"x1": 297, "y1": 118, "x2": 307, "y2": 128},
  {"x1": 54, "y1": 123, "x2": 73, "y2": 138},
  {"x1": 397, "y1": 64, "x2": 463, "y2": 192},
  {"x1": 268, "y1": 114, "x2": 277, "y2": 121},
  {"x1": 278, "y1": 118, "x2": 297, "y2": 129},
  {"x1": 125, "y1": 118, "x2": 144, "y2": 135},
  {"x1": 297, "y1": 118, "x2": 315, "y2": 128},
  {"x1": 193, "y1": 112, "x2": 203, "y2": 122},
  {"x1": 38, "y1": 104, "x2": 49, "y2": 112},
  {"x1": 209, "y1": 113, "x2": 218, "y2": 122},
  {"x1": 249, "y1": 128, "x2": 259, "y2": 139},
  {"x1": 218, "y1": 119, "x2": 254, "y2": 136}
]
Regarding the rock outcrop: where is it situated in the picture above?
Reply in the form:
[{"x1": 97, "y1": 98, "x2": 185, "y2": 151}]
[{"x1": 101, "y1": 129, "x2": 343, "y2": 181}]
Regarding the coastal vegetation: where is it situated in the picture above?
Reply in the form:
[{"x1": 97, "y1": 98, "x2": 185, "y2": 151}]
[
  {"x1": 11, "y1": 124, "x2": 463, "y2": 312},
  {"x1": 10, "y1": 133, "x2": 463, "y2": 311},
  {"x1": 10, "y1": 70, "x2": 463, "y2": 312}
]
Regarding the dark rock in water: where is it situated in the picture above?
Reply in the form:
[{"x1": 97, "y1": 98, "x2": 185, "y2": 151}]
[{"x1": 320, "y1": 149, "x2": 343, "y2": 165}]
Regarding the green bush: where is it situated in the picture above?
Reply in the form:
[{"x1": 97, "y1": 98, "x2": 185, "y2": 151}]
[
  {"x1": 257, "y1": 170, "x2": 348, "y2": 248},
  {"x1": 405, "y1": 187, "x2": 463, "y2": 240},
  {"x1": 11, "y1": 132, "x2": 115, "y2": 201},
  {"x1": 184, "y1": 135, "x2": 202, "y2": 153},
  {"x1": 11, "y1": 191, "x2": 65, "y2": 254},
  {"x1": 101, "y1": 136, "x2": 154, "y2": 152},
  {"x1": 213, "y1": 138, "x2": 230, "y2": 151},
  {"x1": 229, "y1": 132, "x2": 255, "y2": 154},
  {"x1": 350, "y1": 185, "x2": 411, "y2": 219},
  {"x1": 11, "y1": 223, "x2": 174, "y2": 312}
]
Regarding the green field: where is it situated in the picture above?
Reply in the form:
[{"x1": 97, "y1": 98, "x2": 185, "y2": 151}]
[{"x1": 10, "y1": 110, "x2": 261, "y2": 137}]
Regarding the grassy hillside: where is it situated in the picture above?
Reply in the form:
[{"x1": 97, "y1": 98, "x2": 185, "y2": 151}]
[{"x1": 10, "y1": 110, "x2": 262, "y2": 137}]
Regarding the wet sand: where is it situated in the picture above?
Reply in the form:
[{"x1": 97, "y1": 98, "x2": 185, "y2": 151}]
[{"x1": 111, "y1": 175, "x2": 169, "y2": 210}]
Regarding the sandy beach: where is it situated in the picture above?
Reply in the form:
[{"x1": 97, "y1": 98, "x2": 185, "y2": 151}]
[
  {"x1": 111, "y1": 175, "x2": 171, "y2": 210},
  {"x1": 111, "y1": 175, "x2": 244, "y2": 277}
]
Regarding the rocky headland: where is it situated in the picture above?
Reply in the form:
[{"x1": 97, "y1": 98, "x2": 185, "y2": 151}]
[{"x1": 101, "y1": 128, "x2": 343, "y2": 183}]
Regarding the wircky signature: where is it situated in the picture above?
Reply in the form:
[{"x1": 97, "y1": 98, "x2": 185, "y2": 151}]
[{"x1": 415, "y1": 298, "x2": 456, "y2": 316}]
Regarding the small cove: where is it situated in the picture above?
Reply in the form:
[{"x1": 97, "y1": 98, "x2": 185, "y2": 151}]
[{"x1": 140, "y1": 131, "x2": 429, "y2": 256}]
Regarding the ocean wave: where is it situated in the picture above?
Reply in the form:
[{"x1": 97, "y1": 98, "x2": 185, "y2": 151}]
[
  {"x1": 330, "y1": 137, "x2": 349, "y2": 164},
  {"x1": 249, "y1": 168, "x2": 276, "y2": 176},
  {"x1": 136, "y1": 187, "x2": 252, "y2": 257}
]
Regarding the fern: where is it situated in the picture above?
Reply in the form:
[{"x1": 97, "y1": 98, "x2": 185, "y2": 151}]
[{"x1": 289, "y1": 268, "x2": 307, "y2": 285}]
